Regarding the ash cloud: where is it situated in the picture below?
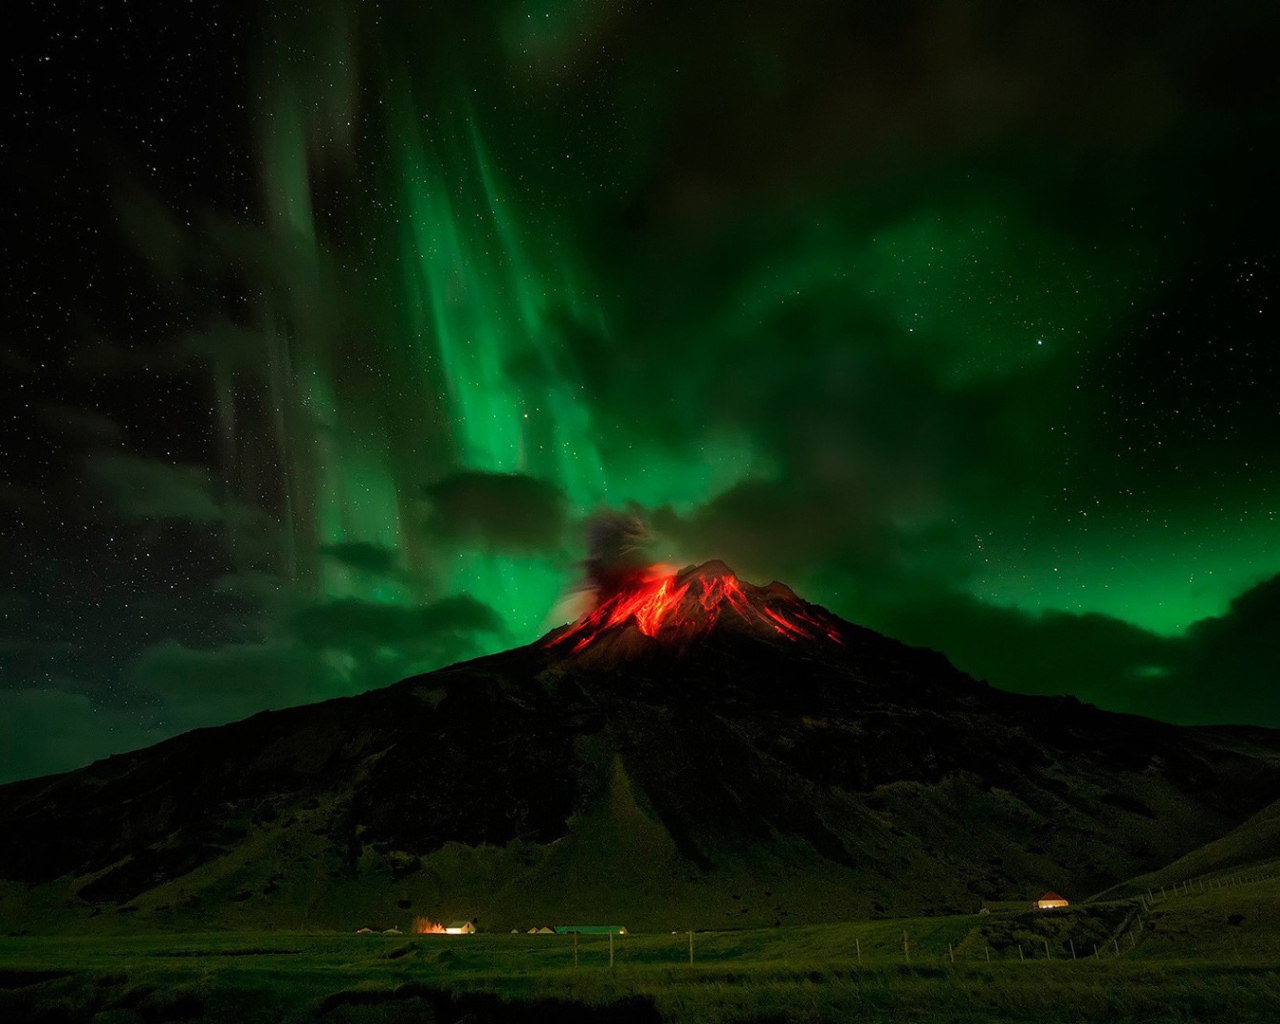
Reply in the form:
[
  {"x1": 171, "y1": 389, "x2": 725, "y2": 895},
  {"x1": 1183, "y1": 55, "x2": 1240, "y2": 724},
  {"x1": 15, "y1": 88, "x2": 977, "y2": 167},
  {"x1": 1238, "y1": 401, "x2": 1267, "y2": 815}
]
[{"x1": 583, "y1": 507, "x2": 655, "y2": 595}]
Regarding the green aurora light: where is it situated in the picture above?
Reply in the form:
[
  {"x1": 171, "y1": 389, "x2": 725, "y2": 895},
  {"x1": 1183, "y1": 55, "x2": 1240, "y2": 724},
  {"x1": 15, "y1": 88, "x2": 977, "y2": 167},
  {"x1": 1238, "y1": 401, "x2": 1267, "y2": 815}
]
[
  {"x1": 9, "y1": 0, "x2": 1280, "y2": 790},
  {"x1": 57, "y1": 0, "x2": 1272, "y2": 741},
  {"x1": 224, "y1": 1, "x2": 1279, "y2": 653}
]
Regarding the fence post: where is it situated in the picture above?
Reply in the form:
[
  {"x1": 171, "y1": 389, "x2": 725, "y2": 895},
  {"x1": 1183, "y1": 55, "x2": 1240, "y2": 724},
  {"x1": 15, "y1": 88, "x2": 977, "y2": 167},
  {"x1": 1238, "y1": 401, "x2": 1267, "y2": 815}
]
[
  {"x1": 856, "y1": 937, "x2": 861, "y2": 964},
  {"x1": 1044, "y1": 939, "x2": 1051, "y2": 959},
  {"x1": 948, "y1": 943, "x2": 955, "y2": 964},
  {"x1": 1069, "y1": 939, "x2": 1076, "y2": 960},
  {"x1": 1093, "y1": 944, "x2": 1099, "y2": 958},
  {"x1": 985, "y1": 944, "x2": 990, "y2": 962},
  {"x1": 688, "y1": 930, "x2": 693, "y2": 966},
  {"x1": 1113, "y1": 937, "x2": 1119, "y2": 955},
  {"x1": 1018, "y1": 944, "x2": 1024, "y2": 961},
  {"x1": 903, "y1": 930, "x2": 910, "y2": 964}
]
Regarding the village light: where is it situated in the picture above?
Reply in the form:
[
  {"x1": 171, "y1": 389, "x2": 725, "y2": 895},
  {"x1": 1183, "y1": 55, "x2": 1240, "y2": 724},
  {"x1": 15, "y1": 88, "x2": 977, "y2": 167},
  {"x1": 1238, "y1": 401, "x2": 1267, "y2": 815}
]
[{"x1": 414, "y1": 916, "x2": 475, "y2": 934}]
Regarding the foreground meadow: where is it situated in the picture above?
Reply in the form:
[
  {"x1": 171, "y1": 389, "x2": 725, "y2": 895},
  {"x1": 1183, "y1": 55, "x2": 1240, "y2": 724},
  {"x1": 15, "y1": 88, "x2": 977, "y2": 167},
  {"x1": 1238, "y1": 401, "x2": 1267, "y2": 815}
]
[{"x1": 3, "y1": 877, "x2": 1279, "y2": 1022}]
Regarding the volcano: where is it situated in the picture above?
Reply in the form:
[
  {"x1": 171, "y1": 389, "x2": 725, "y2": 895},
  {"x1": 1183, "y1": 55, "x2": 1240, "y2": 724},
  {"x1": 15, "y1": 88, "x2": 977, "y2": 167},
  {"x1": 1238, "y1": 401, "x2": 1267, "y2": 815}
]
[
  {"x1": 546, "y1": 560, "x2": 845, "y2": 652},
  {"x1": 2, "y1": 561, "x2": 1279, "y2": 934}
]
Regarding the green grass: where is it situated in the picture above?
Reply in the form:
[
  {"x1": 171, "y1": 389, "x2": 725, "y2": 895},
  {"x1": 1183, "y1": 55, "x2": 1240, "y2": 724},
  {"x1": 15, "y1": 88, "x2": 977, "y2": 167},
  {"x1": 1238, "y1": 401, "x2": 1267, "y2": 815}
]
[{"x1": 3, "y1": 879, "x2": 1280, "y2": 1022}]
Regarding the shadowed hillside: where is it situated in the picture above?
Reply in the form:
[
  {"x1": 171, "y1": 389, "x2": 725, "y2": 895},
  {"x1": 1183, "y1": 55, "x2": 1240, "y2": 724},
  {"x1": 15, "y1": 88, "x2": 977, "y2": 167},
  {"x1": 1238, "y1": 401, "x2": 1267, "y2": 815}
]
[{"x1": 2, "y1": 562, "x2": 1279, "y2": 934}]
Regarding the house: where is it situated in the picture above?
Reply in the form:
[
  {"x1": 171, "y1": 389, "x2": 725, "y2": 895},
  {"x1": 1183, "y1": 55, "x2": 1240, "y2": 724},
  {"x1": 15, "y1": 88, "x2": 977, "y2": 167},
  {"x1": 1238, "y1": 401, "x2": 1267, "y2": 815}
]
[
  {"x1": 528, "y1": 926, "x2": 555, "y2": 935},
  {"x1": 444, "y1": 920, "x2": 476, "y2": 934},
  {"x1": 554, "y1": 925, "x2": 627, "y2": 935},
  {"x1": 1036, "y1": 891, "x2": 1069, "y2": 910}
]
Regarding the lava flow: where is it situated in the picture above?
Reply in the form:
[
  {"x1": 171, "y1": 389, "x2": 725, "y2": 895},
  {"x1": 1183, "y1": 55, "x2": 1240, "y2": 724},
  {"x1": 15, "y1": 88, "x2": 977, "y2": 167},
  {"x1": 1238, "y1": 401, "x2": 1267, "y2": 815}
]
[{"x1": 547, "y1": 562, "x2": 844, "y2": 653}]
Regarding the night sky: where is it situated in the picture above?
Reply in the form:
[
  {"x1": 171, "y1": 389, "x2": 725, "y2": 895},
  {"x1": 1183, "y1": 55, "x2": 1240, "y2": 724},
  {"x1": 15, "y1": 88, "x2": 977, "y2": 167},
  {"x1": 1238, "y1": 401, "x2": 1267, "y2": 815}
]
[{"x1": 4, "y1": 0, "x2": 1279, "y2": 782}]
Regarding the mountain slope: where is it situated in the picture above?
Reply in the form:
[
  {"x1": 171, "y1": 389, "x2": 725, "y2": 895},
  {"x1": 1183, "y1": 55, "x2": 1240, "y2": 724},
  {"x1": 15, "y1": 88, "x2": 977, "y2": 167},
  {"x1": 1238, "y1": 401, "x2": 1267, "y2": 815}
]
[{"x1": 2, "y1": 561, "x2": 1278, "y2": 933}]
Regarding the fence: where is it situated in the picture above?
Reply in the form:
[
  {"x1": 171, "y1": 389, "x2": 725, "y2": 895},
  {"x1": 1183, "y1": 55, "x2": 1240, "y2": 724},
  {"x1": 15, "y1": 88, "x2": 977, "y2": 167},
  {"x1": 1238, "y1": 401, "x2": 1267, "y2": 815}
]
[
  {"x1": 1138, "y1": 868, "x2": 1278, "y2": 911},
  {"x1": 515, "y1": 871, "x2": 1279, "y2": 972}
]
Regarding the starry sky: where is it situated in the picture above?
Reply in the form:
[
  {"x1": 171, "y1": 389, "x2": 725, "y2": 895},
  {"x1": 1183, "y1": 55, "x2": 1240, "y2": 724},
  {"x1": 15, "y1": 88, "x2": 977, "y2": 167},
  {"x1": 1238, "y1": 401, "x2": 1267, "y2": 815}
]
[{"x1": 3, "y1": 0, "x2": 1279, "y2": 782}]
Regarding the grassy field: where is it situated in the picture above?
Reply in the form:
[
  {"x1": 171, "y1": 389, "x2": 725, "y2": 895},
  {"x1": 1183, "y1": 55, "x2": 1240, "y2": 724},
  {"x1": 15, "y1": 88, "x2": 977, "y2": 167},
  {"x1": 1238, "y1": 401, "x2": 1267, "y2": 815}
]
[{"x1": 3, "y1": 876, "x2": 1279, "y2": 1022}]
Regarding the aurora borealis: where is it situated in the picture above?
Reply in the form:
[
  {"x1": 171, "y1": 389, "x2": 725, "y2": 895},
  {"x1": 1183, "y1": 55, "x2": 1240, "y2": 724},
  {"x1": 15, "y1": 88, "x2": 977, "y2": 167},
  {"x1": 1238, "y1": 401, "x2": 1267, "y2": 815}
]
[{"x1": 3, "y1": 0, "x2": 1279, "y2": 781}]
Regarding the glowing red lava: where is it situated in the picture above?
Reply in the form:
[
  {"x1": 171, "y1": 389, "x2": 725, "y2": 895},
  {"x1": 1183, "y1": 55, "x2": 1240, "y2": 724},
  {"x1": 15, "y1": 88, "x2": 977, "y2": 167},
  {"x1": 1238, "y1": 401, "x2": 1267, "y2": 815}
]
[{"x1": 547, "y1": 564, "x2": 843, "y2": 653}]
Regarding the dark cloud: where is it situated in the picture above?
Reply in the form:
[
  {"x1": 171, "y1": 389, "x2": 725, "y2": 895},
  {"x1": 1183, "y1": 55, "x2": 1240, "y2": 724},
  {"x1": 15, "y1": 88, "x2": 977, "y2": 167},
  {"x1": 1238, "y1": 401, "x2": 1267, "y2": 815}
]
[
  {"x1": 0, "y1": 479, "x2": 45, "y2": 512},
  {"x1": 586, "y1": 0, "x2": 1269, "y2": 236},
  {"x1": 0, "y1": 639, "x2": 84, "y2": 691},
  {"x1": 0, "y1": 687, "x2": 164, "y2": 784},
  {"x1": 36, "y1": 405, "x2": 125, "y2": 444},
  {"x1": 126, "y1": 641, "x2": 341, "y2": 731},
  {"x1": 289, "y1": 595, "x2": 504, "y2": 654},
  {"x1": 0, "y1": 593, "x2": 28, "y2": 625},
  {"x1": 320, "y1": 542, "x2": 401, "y2": 577},
  {"x1": 86, "y1": 454, "x2": 273, "y2": 534},
  {"x1": 654, "y1": 479, "x2": 893, "y2": 587},
  {"x1": 114, "y1": 181, "x2": 192, "y2": 289},
  {"x1": 0, "y1": 345, "x2": 39, "y2": 375},
  {"x1": 80, "y1": 594, "x2": 509, "y2": 746},
  {"x1": 65, "y1": 338, "x2": 192, "y2": 378},
  {"x1": 88, "y1": 454, "x2": 224, "y2": 522},
  {"x1": 185, "y1": 323, "x2": 276, "y2": 374},
  {"x1": 857, "y1": 574, "x2": 1280, "y2": 728},
  {"x1": 211, "y1": 572, "x2": 286, "y2": 604},
  {"x1": 1164, "y1": 577, "x2": 1280, "y2": 726},
  {"x1": 860, "y1": 590, "x2": 1175, "y2": 711},
  {"x1": 423, "y1": 471, "x2": 568, "y2": 553}
]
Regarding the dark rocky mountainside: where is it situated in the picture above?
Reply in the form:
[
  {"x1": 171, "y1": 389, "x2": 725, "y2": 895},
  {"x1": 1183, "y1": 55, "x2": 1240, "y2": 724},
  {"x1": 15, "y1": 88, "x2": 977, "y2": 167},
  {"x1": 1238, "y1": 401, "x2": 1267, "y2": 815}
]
[{"x1": 2, "y1": 561, "x2": 1279, "y2": 933}]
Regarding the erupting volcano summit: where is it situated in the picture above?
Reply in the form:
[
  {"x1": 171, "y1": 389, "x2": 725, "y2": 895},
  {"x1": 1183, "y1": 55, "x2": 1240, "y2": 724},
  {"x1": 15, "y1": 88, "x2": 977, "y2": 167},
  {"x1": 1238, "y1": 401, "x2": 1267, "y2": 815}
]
[{"x1": 546, "y1": 560, "x2": 847, "y2": 653}]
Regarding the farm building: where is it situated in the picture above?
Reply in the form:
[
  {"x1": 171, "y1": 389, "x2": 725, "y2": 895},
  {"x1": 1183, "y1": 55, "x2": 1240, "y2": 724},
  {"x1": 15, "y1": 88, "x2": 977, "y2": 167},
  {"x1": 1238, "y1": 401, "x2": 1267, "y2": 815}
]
[
  {"x1": 1036, "y1": 891, "x2": 1069, "y2": 909},
  {"x1": 444, "y1": 921, "x2": 476, "y2": 934}
]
